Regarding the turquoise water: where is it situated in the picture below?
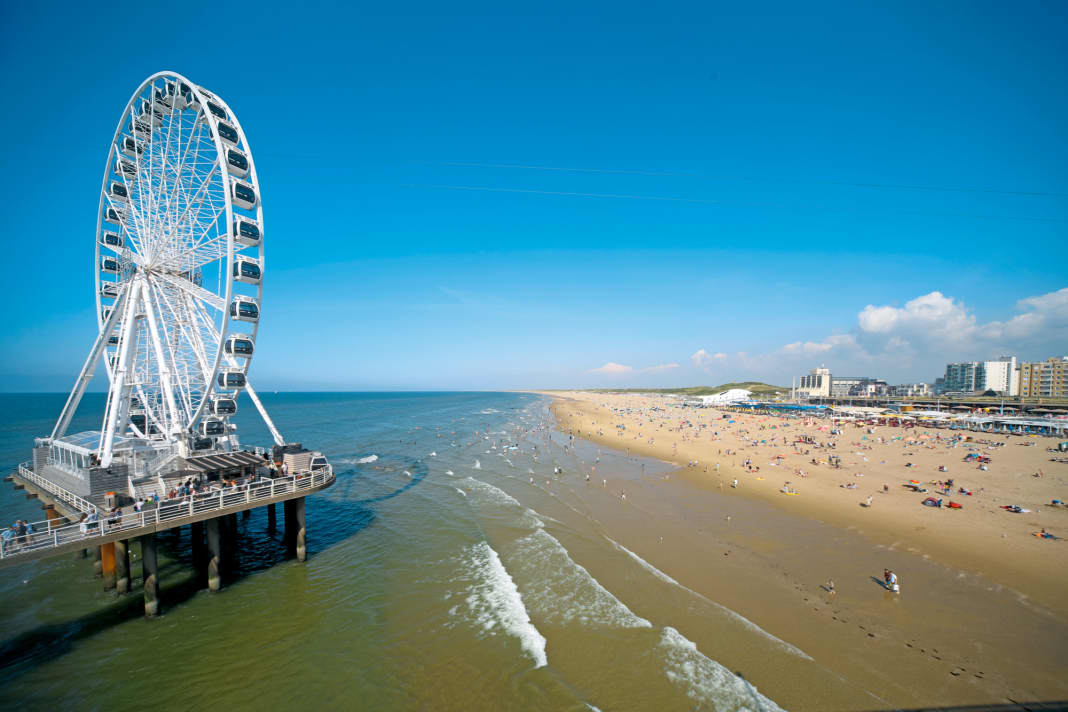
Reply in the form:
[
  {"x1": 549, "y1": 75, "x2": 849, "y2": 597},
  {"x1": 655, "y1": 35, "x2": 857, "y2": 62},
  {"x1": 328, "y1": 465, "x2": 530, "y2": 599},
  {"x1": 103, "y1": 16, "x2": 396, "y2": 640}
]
[{"x1": 0, "y1": 392, "x2": 793, "y2": 710}]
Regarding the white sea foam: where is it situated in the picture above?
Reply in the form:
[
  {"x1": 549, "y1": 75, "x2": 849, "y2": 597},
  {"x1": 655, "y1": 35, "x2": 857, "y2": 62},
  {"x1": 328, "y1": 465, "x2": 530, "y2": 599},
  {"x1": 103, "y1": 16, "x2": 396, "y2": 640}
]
[
  {"x1": 659, "y1": 627, "x2": 784, "y2": 711},
  {"x1": 357, "y1": 454, "x2": 378, "y2": 464},
  {"x1": 455, "y1": 488, "x2": 467, "y2": 497},
  {"x1": 509, "y1": 530, "x2": 652, "y2": 629},
  {"x1": 429, "y1": 451, "x2": 437, "y2": 457},
  {"x1": 474, "y1": 459, "x2": 481, "y2": 469},
  {"x1": 459, "y1": 478, "x2": 544, "y2": 529},
  {"x1": 606, "y1": 538, "x2": 810, "y2": 659},
  {"x1": 445, "y1": 470, "x2": 455, "y2": 476},
  {"x1": 459, "y1": 542, "x2": 548, "y2": 668},
  {"x1": 479, "y1": 408, "x2": 501, "y2": 414}
]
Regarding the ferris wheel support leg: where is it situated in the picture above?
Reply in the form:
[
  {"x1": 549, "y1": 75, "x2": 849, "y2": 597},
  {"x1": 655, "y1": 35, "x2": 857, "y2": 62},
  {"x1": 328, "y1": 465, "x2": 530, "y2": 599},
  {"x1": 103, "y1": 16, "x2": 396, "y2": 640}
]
[
  {"x1": 100, "y1": 282, "x2": 144, "y2": 467},
  {"x1": 244, "y1": 381, "x2": 285, "y2": 447},
  {"x1": 141, "y1": 278, "x2": 183, "y2": 437},
  {"x1": 51, "y1": 289, "x2": 129, "y2": 441}
]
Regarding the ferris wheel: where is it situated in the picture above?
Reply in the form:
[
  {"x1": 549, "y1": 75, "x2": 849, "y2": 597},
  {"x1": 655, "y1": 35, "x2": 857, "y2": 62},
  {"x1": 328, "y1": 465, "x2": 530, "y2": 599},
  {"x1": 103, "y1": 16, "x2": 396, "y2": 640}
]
[{"x1": 52, "y1": 71, "x2": 283, "y2": 466}]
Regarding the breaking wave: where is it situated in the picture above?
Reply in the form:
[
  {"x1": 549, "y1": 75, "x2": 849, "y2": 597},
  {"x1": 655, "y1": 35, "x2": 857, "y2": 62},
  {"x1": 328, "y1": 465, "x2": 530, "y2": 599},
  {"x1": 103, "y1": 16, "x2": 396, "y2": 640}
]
[
  {"x1": 606, "y1": 538, "x2": 810, "y2": 659},
  {"x1": 508, "y1": 529, "x2": 652, "y2": 629},
  {"x1": 660, "y1": 627, "x2": 784, "y2": 710},
  {"x1": 457, "y1": 542, "x2": 548, "y2": 668}
]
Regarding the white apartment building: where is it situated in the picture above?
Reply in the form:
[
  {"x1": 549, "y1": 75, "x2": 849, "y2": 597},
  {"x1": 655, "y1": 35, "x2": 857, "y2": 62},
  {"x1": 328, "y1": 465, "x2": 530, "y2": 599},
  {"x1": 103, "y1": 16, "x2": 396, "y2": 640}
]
[{"x1": 982, "y1": 356, "x2": 1018, "y2": 396}]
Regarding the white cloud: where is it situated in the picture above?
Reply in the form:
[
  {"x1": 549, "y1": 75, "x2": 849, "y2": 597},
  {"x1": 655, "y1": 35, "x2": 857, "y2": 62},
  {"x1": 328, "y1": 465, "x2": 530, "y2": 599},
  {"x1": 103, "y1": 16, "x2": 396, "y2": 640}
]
[
  {"x1": 981, "y1": 287, "x2": 1068, "y2": 342},
  {"x1": 858, "y1": 291, "x2": 977, "y2": 348},
  {"x1": 588, "y1": 361, "x2": 681, "y2": 376},
  {"x1": 781, "y1": 341, "x2": 834, "y2": 355},
  {"x1": 588, "y1": 362, "x2": 633, "y2": 375},
  {"x1": 691, "y1": 349, "x2": 728, "y2": 370}
]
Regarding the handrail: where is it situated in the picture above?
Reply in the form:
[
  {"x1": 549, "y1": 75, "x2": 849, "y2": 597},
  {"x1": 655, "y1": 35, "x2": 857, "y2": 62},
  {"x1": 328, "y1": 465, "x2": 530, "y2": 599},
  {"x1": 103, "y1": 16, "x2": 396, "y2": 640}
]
[
  {"x1": 17, "y1": 463, "x2": 98, "y2": 515},
  {"x1": 1, "y1": 466, "x2": 334, "y2": 561}
]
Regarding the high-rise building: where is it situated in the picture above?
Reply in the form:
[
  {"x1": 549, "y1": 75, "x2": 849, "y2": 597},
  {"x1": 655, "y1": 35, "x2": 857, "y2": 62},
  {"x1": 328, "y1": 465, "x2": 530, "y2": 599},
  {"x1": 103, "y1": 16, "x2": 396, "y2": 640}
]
[
  {"x1": 1018, "y1": 357, "x2": 1068, "y2": 398},
  {"x1": 941, "y1": 362, "x2": 983, "y2": 394},
  {"x1": 982, "y1": 356, "x2": 1018, "y2": 395}
]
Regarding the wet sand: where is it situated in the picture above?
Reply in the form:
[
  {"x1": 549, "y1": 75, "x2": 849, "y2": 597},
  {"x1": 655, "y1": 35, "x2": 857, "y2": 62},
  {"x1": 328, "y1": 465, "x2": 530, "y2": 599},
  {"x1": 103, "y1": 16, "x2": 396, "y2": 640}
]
[{"x1": 541, "y1": 390, "x2": 1068, "y2": 710}]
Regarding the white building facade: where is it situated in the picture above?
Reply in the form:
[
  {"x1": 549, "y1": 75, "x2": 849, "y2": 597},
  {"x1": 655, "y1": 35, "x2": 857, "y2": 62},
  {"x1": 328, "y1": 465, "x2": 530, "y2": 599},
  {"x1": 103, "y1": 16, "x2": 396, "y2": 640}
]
[
  {"x1": 796, "y1": 367, "x2": 831, "y2": 398},
  {"x1": 982, "y1": 356, "x2": 1018, "y2": 396}
]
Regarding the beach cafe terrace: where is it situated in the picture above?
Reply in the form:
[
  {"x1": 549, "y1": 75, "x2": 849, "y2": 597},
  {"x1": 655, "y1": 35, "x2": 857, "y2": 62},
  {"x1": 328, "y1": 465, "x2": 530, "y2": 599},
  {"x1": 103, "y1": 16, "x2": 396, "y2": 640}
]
[
  {"x1": 829, "y1": 408, "x2": 1068, "y2": 437},
  {"x1": 726, "y1": 402, "x2": 830, "y2": 414}
]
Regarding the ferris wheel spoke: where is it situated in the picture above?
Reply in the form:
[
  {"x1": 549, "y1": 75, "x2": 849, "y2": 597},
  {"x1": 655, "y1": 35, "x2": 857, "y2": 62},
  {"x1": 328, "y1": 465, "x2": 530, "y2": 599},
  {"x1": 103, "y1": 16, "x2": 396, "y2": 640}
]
[
  {"x1": 161, "y1": 113, "x2": 208, "y2": 243},
  {"x1": 154, "y1": 270, "x2": 225, "y2": 311},
  {"x1": 164, "y1": 161, "x2": 222, "y2": 255},
  {"x1": 105, "y1": 158, "x2": 145, "y2": 256},
  {"x1": 154, "y1": 203, "x2": 227, "y2": 271},
  {"x1": 155, "y1": 280, "x2": 213, "y2": 414},
  {"x1": 139, "y1": 288, "x2": 182, "y2": 435},
  {"x1": 144, "y1": 277, "x2": 196, "y2": 425},
  {"x1": 164, "y1": 113, "x2": 205, "y2": 232}
]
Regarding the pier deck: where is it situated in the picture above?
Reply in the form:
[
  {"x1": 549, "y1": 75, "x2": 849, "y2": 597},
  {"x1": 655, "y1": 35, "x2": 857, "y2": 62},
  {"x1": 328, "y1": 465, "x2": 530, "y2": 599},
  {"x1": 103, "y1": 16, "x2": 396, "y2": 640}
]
[{"x1": 1, "y1": 464, "x2": 334, "y2": 567}]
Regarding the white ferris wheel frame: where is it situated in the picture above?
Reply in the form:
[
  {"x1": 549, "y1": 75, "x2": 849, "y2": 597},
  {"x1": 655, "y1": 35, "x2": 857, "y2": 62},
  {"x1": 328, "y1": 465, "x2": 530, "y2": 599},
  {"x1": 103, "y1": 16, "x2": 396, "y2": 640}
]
[{"x1": 51, "y1": 71, "x2": 283, "y2": 466}]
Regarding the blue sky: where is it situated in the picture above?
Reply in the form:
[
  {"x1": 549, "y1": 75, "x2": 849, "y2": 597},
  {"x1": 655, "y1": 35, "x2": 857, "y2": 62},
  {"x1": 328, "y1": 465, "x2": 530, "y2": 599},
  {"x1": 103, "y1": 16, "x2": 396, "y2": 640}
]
[{"x1": 1, "y1": 1, "x2": 1065, "y2": 391}]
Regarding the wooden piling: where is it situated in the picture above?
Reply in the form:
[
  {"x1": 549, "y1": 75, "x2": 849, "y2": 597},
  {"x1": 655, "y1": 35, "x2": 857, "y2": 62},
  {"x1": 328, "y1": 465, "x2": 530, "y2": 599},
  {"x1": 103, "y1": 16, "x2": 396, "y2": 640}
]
[
  {"x1": 141, "y1": 534, "x2": 158, "y2": 617},
  {"x1": 101, "y1": 542, "x2": 116, "y2": 590},
  {"x1": 295, "y1": 497, "x2": 306, "y2": 562},
  {"x1": 206, "y1": 518, "x2": 221, "y2": 592},
  {"x1": 115, "y1": 539, "x2": 130, "y2": 594}
]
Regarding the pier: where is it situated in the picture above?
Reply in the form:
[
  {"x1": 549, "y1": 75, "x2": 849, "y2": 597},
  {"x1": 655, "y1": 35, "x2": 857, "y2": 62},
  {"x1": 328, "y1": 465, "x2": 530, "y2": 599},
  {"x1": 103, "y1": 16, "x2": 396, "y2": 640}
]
[{"x1": 2, "y1": 462, "x2": 333, "y2": 615}]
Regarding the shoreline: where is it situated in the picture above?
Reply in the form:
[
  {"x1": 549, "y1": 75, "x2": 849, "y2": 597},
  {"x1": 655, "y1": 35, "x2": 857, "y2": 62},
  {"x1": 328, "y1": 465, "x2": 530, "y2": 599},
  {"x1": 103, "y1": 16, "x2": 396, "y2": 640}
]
[{"x1": 536, "y1": 389, "x2": 1068, "y2": 709}]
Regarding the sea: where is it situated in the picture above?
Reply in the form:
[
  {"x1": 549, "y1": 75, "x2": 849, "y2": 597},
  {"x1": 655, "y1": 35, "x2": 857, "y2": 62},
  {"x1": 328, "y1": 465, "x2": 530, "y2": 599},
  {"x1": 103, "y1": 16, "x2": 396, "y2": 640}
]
[{"x1": 0, "y1": 392, "x2": 790, "y2": 711}]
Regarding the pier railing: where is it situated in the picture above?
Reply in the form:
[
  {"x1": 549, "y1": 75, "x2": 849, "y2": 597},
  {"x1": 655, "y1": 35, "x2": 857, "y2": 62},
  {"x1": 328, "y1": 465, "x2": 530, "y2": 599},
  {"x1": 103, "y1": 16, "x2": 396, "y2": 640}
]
[
  {"x1": 17, "y1": 463, "x2": 98, "y2": 515},
  {"x1": 1, "y1": 466, "x2": 334, "y2": 561}
]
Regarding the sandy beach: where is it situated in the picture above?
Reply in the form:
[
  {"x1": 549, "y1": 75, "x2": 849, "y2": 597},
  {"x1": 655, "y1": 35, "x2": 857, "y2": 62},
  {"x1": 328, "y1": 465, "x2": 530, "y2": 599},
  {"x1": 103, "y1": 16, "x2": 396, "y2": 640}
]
[{"x1": 542, "y1": 390, "x2": 1068, "y2": 709}]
